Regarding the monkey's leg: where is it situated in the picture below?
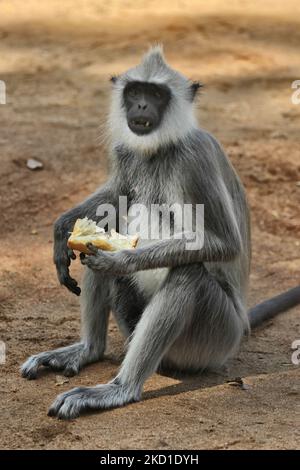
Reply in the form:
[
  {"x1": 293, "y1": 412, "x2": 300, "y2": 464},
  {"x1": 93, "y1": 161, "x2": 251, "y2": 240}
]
[
  {"x1": 161, "y1": 268, "x2": 247, "y2": 372},
  {"x1": 48, "y1": 266, "x2": 207, "y2": 419},
  {"x1": 48, "y1": 265, "x2": 246, "y2": 419},
  {"x1": 115, "y1": 264, "x2": 246, "y2": 378},
  {"x1": 21, "y1": 270, "x2": 110, "y2": 379}
]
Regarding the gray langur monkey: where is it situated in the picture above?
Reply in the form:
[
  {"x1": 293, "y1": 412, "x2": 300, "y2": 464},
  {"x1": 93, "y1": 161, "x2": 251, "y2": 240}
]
[{"x1": 21, "y1": 46, "x2": 300, "y2": 419}]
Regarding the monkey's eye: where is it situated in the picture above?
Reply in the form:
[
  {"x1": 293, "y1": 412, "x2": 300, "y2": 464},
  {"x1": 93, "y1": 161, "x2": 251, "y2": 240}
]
[{"x1": 155, "y1": 91, "x2": 161, "y2": 99}]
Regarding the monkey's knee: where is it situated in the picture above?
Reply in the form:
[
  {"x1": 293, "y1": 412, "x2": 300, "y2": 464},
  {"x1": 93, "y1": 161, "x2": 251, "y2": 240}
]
[
  {"x1": 161, "y1": 266, "x2": 246, "y2": 372},
  {"x1": 206, "y1": 307, "x2": 245, "y2": 367},
  {"x1": 163, "y1": 306, "x2": 244, "y2": 373}
]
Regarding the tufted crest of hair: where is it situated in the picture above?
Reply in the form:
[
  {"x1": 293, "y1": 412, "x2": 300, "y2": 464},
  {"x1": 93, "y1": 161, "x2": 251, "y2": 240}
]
[{"x1": 108, "y1": 45, "x2": 200, "y2": 155}]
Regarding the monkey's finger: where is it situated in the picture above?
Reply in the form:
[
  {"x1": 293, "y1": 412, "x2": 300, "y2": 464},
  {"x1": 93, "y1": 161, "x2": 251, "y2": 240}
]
[
  {"x1": 67, "y1": 249, "x2": 76, "y2": 260},
  {"x1": 68, "y1": 285, "x2": 81, "y2": 296},
  {"x1": 65, "y1": 275, "x2": 76, "y2": 286},
  {"x1": 59, "y1": 268, "x2": 81, "y2": 296},
  {"x1": 86, "y1": 243, "x2": 99, "y2": 255},
  {"x1": 66, "y1": 279, "x2": 81, "y2": 296},
  {"x1": 80, "y1": 256, "x2": 99, "y2": 271}
]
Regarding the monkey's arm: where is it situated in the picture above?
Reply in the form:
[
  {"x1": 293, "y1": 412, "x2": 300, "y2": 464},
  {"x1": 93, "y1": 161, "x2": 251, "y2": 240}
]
[
  {"x1": 127, "y1": 232, "x2": 237, "y2": 275},
  {"x1": 83, "y1": 228, "x2": 240, "y2": 275},
  {"x1": 54, "y1": 178, "x2": 120, "y2": 295},
  {"x1": 82, "y1": 182, "x2": 242, "y2": 274}
]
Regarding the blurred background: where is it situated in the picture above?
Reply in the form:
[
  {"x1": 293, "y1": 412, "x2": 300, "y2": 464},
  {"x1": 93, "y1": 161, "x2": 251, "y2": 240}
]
[{"x1": 0, "y1": 0, "x2": 299, "y2": 450}]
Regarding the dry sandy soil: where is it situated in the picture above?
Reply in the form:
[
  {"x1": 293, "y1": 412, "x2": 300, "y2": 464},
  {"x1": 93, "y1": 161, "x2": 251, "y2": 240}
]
[{"x1": 0, "y1": 0, "x2": 299, "y2": 450}]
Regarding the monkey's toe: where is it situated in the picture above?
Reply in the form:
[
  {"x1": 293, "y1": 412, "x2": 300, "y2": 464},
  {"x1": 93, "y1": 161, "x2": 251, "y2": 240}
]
[
  {"x1": 20, "y1": 343, "x2": 91, "y2": 380},
  {"x1": 48, "y1": 383, "x2": 140, "y2": 419},
  {"x1": 48, "y1": 386, "x2": 92, "y2": 420},
  {"x1": 21, "y1": 356, "x2": 39, "y2": 380},
  {"x1": 62, "y1": 365, "x2": 80, "y2": 377}
]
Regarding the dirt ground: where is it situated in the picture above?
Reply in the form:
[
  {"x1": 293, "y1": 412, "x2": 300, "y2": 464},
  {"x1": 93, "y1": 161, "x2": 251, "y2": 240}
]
[{"x1": 0, "y1": 0, "x2": 299, "y2": 450}]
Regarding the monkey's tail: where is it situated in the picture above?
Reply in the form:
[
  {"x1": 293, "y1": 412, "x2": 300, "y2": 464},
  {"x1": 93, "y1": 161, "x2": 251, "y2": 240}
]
[{"x1": 249, "y1": 285, "x2": 300, "y2": 328}]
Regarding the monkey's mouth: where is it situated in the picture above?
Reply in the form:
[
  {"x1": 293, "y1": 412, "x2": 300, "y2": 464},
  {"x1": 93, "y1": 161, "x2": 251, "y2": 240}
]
[{"x1": 128, "y1": 117, "x2": 154, "y2": 135}]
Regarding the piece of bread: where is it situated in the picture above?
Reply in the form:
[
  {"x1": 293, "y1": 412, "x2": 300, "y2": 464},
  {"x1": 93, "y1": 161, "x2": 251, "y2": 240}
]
[{"x1": 67, "y1": 217, "x2": 138, "y2": 254}]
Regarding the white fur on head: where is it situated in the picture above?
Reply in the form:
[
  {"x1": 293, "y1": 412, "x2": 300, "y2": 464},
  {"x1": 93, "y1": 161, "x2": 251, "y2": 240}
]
[{"x1": 109, "y1": 45, "x2": 199, "y2": 155}]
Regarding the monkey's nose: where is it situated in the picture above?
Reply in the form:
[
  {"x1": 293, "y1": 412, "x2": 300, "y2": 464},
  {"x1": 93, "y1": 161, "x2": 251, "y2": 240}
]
[{"x1": 138, "y1": 103, "x2": 147, "y2": 110}]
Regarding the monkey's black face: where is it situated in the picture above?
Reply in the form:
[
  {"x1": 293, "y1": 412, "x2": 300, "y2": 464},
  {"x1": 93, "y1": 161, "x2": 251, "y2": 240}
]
[{"x1": 123, "y1": 81, "x2": 171, "y2": 135}]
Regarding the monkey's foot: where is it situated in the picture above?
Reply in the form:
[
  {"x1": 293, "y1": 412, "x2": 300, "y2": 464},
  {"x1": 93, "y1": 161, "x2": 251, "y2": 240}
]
[
  {"x1": 21, "y1": 343, "x2": 101, "y2": 379},
  {"x1": 48, "y1": 383, "x2": 140, "y2": 419}
]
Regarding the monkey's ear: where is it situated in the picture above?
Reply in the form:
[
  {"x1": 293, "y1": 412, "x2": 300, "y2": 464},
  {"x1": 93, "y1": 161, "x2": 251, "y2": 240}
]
[
  {"x1": 190, "y1": 81, "x2": 203, "y2": 101},
  {"x1": 110, "y1": 75, "x2": 118, "y2": 84}
]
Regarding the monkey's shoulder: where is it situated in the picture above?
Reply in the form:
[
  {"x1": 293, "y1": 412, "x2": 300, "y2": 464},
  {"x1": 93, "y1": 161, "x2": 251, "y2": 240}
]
[
  {"x1": 186, "y1": 128, "x2": 229, "y2": 164},
  {"x1": 187, "y1": 128, "x2": 244, "y2": 185}
]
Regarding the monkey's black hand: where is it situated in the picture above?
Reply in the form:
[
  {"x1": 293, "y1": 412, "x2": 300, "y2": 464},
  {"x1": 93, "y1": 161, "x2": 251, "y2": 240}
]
[
  {"x1": 54, "y1": 222, "x2": 81, "y2": 296},
  {"x1": 80, "y1": 244, "x2": 129, "y2": 276}
]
